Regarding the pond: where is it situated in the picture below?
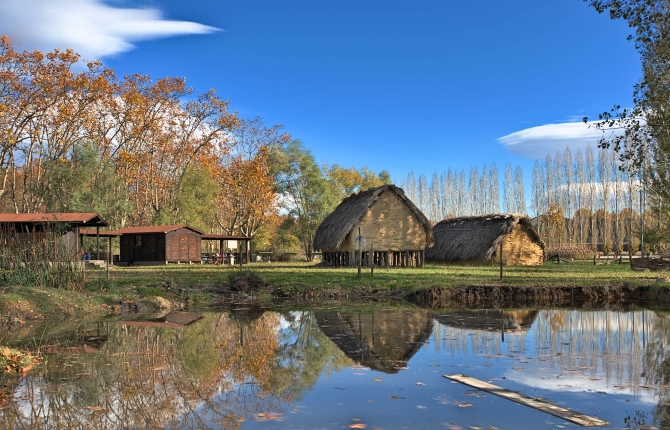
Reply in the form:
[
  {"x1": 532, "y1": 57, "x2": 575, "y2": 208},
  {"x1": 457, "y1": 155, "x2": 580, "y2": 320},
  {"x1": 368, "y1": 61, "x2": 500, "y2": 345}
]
[{"x1": 0, "y1": 305, "x2": 669, "y2": 429}]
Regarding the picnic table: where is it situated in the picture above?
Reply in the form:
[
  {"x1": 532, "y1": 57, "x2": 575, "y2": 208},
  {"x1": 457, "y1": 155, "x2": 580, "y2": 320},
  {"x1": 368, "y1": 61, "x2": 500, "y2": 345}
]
[{"x1": 258, "y1": 252, "x2": 273, "y2": 262}]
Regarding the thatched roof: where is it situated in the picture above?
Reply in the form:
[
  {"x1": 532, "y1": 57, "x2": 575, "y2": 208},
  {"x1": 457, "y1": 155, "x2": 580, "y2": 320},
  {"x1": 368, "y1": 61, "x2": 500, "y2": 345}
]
[
  {"x1": 313, "y1": 184, "x2": 433, "y2": 251},
  {"x1": 425, "y1": 213, "x2": 545, "y2": 261},
  {"x1": 314, "y1": 310, "x2": 434, "y2": 374}
]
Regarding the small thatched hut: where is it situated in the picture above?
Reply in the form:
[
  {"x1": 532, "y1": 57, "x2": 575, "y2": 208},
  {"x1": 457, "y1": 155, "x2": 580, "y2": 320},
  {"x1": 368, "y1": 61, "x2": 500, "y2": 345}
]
[
  {"x1": 426, "y1": 214, "x2": 545, "y2": 266},
  {"x1": 313, "y1": 185, "x2": 433, "y2": 267}
]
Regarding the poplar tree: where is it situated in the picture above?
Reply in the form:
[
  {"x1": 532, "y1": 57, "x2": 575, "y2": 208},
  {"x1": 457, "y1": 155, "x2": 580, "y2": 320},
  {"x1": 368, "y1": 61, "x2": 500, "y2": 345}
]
[{"x1": 514, "y1": 165, "x2": 525, "y2": 214}]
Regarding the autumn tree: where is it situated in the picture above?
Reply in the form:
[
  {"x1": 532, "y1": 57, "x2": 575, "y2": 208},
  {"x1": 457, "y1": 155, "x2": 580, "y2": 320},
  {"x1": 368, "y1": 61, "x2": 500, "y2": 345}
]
[
  {"x1": 584, "y1": 0, "x2": 670, "y2": 242},
  {"x1": 269, "y1": 140, "x2": 336, "y2": 260},
  {"x1": 324, "y1": 164, "x2": 391, "y2": 202},
  {"x1": 215, "y1": 117, "x2": 288, "y2": 247}
]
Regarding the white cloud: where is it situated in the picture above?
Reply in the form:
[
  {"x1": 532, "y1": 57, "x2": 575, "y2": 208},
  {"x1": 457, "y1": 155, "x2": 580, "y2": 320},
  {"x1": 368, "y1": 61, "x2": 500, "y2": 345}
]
[
  {"x1": 0, "y1": 0, "x2": 220, "y2": 60},
  {"x1": 498, "y1": 122, "x2": 622, "y2": 160}
]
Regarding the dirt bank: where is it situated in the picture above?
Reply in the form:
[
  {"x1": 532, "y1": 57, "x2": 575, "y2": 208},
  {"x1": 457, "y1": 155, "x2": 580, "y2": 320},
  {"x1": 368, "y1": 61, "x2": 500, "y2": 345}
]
[{"x1": 406, "y1": 283, "x2": 670, "y2": 309}]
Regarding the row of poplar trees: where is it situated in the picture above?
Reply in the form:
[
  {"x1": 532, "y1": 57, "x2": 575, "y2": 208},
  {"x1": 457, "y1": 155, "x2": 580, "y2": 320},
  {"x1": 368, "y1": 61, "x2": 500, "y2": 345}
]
[{"x1": 402, "y1": 143, "x2": 664, "y2": 255}]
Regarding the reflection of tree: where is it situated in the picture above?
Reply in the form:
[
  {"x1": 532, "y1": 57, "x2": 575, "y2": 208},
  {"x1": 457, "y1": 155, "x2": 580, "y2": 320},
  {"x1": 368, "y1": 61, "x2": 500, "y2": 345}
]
[
  {"x1": 533, "y1": 310, "x2": 670, "y2": 429},
  {"x1": 269, "y1": 312, "x2": 352, "y2": 402},
  {"x1": 434, "y1": 310, "x2": 534, "y2": 357},
  {"x1": 0, "y1": 311, "x2": 331, "y2": 429},
  {"x1": 645, "y1": 315, "x2": 670, "y2": 429}
]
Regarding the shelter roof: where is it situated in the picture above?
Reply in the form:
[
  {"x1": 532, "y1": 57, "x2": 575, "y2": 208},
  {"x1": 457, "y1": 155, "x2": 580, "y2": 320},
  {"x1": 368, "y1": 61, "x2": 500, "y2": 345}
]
[
  {"x1": 313, "y1": 184, "x2": 433, "y2": 251},
  {"x1": 110, "y1": 224, "x2": 204, "y2": 235},
  {"x1": 0, "y1": 212, "x2": 108, "y2": 227},
  {"x1": 80, "y1": 229, "x2": 119, "y2": 237},
  {"x1": 425, "y1": 213, "x2": 545, "y2": 261}
]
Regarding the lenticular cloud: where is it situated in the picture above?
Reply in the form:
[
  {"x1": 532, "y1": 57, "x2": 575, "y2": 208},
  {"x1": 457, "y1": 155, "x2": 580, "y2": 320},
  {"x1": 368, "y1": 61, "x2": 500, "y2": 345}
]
[
  {"x1": 498, "y1": 122, "x2": 622, "y2": 160},
  {"x1": 0, "y1": 0, "x2": 219, "y2": 60}
]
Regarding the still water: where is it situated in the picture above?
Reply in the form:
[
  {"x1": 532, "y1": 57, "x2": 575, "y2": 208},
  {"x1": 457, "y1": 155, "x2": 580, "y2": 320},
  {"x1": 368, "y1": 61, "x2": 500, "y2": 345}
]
[{"x1": 0, "y1": 306, "x2": 668, "y2": 429}]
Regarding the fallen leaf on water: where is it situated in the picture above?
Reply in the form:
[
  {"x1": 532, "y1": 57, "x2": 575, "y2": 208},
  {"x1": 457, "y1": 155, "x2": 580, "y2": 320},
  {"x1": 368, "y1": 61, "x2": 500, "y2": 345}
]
[
  {"x1": 254, "y1": 412, "x2": 283, "y2": 421},
  {"x1": 458, "y1": 403, "x2": 473, "y2": 408},
  {"x1": 349, "y1": 424, "x2": 366, "y2": 429},
  {"x1": 416, "y1": 382, "x2": 425, "y2": 386},
  {"x1": 417, "y1": 405, "x2": 427, "y2": 409},
  {"x1": 372, "y1": 378, "x2": 383, "y2": 383}
]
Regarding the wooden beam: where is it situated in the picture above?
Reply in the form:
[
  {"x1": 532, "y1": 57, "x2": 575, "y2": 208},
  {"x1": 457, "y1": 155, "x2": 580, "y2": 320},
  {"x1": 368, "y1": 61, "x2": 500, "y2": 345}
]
[{"x1": 443, "y1": 374, "x2": 609, "y2": 427}]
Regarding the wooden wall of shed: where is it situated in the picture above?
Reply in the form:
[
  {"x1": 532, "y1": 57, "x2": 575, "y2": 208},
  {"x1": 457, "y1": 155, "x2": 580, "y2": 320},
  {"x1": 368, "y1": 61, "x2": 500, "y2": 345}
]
[
  {"x1": 166, "y1": 229, "x2": 201, "y2": 262},
  {"x1": 120, "y1": 234, "x2": 166, "y2": 262},
  {"x1": 339, "y1": 191, "x2": 427, "y2": 252},
  {"x1": 498, "y1": 223, "x2": 544, "y2": 266}
]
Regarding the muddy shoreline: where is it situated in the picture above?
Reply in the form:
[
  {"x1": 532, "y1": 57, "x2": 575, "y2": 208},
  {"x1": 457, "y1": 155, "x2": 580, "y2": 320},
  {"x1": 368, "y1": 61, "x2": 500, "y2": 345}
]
[
  {"x1": 405, "y1": 283, "x2": 670, "y2": 309},
  {"x1": 220, "y1": 282, "x2": 670, "y2": 312},
  {"x1": 2, "y1": 281, "x2": 670, "y2": 329}
]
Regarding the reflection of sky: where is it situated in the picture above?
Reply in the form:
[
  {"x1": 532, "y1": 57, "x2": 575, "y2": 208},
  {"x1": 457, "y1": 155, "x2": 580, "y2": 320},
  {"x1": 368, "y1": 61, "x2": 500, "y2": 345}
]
[
  {"x1": 430, "y1": 310, "x2": 667, "y2": 422},
  {"x1": 5, "y1": 309, "x2": 669, "y2": 430}
]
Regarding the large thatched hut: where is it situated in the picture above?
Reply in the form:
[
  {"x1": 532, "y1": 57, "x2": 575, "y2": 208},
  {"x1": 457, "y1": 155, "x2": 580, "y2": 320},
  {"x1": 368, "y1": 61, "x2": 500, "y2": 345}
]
[
  {"x1": 426, "y1": 214, "x2": 545, "y2": 266},
  {"x1": 313, "y1": 185, "x2": 433, "y2": 267},
  {"x1": 315, "y1": 309, "x2": 434, "y2": 373}
]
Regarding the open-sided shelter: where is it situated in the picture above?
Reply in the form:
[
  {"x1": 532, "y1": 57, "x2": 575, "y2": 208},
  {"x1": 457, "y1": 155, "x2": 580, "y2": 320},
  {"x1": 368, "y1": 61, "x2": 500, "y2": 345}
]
[
  {"x1": 111, "y1": 225, "x2": 203, "y2": 265},
  {"x1": 0, "y1": 212, "x2": 108, "y2": 258},
  {"x1": 426, "y1": 213, "x2": 546, "y2": 266},
  {"x1": 313, "y1": 184, "x2": 433, "y2": 267}
]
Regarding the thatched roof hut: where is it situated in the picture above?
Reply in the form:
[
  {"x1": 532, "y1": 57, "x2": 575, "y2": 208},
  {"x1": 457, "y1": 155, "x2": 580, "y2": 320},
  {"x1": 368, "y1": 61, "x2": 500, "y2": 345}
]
[
  {"x1": 315, "y1": 309, "x2": 434, "y2": 374},
  {"x1": 435, "y1": 309, "x2": 539, "y2": 334},
  {"x1": 313, "y1": 185, "x2": 433, "y2": 267},
  {"x1": 426, "y1": 214, "x2": 546, "y2": 266}
]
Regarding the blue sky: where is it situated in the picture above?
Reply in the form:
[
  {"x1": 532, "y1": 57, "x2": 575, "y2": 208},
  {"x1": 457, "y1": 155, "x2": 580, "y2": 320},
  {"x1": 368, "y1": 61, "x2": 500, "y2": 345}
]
[{"x1": 0, "y1": 0, "x2": 641, "y2": 193}]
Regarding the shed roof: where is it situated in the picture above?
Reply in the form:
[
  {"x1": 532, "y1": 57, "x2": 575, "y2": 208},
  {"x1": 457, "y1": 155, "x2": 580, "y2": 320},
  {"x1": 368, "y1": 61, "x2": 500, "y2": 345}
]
[
  {"x1": 425, "y1": 213, "x2": 545, "y2": 261},
  {"x1": 110, "y1": 224, "x2": 204, "y2": 235},
  {"x1": 313, "y1": 184, "x2": 433, "y2": 251},
  {"x1": 0, "y1": 212, "x2": 108, "y2": 227}
]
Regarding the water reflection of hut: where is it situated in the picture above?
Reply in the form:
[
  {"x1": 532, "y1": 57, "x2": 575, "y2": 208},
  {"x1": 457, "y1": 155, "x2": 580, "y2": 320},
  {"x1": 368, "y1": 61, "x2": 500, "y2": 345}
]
[
  {"x1": 315, "y1": 309, "x2": 434, "y2": 373},
  {"x1": 119, "y1": 311, "x2": 203, "y2": 329},
  {"x1": 434, "y1": 309, "x2": 538, "y2": 333}
]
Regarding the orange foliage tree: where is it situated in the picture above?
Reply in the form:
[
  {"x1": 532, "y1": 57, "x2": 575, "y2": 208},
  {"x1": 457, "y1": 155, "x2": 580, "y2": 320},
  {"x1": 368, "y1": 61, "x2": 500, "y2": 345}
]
[{"x1": 216, "y1": 117, "x2": 289, "y2": 242}]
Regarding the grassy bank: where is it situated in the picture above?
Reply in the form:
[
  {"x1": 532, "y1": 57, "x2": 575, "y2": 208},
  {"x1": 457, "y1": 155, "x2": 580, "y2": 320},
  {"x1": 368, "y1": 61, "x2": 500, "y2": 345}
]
[
  {"x1": 105, "y1": 259, "x2": 663, "y2": 292},
  {"x1": 0, "y1": 260, "x2": 667, "y2": 324}
]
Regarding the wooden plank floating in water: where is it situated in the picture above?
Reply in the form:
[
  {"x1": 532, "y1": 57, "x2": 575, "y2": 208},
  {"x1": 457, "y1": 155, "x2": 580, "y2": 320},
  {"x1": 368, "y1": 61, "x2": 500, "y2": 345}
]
[{"x1": 443, "y1": 374, "x2": 609, "y2": 427}]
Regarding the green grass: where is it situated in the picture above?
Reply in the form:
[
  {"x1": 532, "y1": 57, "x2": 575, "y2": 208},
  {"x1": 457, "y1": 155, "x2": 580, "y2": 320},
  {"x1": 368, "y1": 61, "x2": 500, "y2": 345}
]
[
  {"x1": 0, "y1": 260, "x2": 665, "y2": 324},
  {"x1": 98, "y1": 259, "x2": 664, "y2": 295}
]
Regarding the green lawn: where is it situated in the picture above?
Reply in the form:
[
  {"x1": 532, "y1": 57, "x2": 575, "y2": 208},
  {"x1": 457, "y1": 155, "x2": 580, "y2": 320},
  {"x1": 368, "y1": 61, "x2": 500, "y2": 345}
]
[
  {"x1": 1, "y1": 259, "x2": 666, "y2": 325},
  {"x1": 96, "y1": 259, "x2": 666, "y2": 296}
]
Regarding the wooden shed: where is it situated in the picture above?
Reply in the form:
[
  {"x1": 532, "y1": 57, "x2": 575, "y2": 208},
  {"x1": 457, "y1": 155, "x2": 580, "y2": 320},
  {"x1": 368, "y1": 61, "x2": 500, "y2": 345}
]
[
  {"x1": 112, "y1": 225, "x2": 203, "y2": 265},
  {"x1": 313, "y1": 185, "x2": 433, "y2": 267},
  {"x1": 425, "y1": 214, "x2": 546, "y2": 266}
]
